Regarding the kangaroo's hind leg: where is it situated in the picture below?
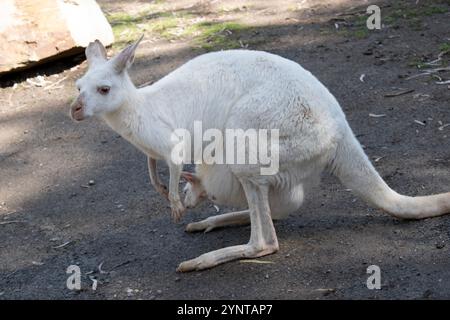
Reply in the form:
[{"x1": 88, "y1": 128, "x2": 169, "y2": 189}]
[
  {"x1": 177, "y1": 179, "x2": 278, "y2": 272},
  {"x1": 186, "y1": 210, "x2": 250, "y2": 233}
]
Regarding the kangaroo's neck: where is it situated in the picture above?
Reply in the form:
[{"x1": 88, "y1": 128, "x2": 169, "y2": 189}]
[
  {"x1": 101, "y1": 81, "x2": 143, "y2": 136},
  {"x1": 100, "y1": 77, "x2": 174, "y2": 159}
]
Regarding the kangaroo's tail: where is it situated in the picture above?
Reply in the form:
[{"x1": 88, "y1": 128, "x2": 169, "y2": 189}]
[{"x1": 330, "y1": 127, "x2": 450, "y2": 220}]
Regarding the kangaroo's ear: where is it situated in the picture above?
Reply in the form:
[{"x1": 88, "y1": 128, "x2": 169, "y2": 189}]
[
  {"x1": 85, "y1": 40, "x2": 107, "y2": 66},
  {"x1": 181, "y1": 171, "x2": 200, "y2": 184},
  {"x1": 112, "y1": 34, "x2": 144, "y2": 73}
]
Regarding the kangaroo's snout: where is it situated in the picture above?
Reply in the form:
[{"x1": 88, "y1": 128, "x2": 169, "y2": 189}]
[{"x1": 70, "y1": 95, "x2": 85, "y2": 121}]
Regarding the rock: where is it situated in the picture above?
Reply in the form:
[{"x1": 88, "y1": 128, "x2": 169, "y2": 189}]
[
  {"x1": 363, "y1": 48, "x2": 374, "y2": 56},
  {"x1": 126, "y1": 288, "x2": 134, "y2": 296},
  {"x1": 436, "y1": 242, "x2": 445, "y2": 249},
  {"x1": 0, "y1": 0, "x2": 114, "y2": 75}
]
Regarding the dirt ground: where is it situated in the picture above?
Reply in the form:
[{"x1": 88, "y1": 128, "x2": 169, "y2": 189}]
[{"x1": 1, "y1": 0, "x2": 450, "y2": 299}]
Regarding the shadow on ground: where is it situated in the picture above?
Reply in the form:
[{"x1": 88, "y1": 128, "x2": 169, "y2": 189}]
[{"x1": 1, "y1": 0, "x2": 450, "y2": 299}]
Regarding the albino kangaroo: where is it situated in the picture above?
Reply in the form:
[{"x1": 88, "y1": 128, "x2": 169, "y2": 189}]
[
  {"x1": 70, "y1": 37, "x2": 450, "y2": 272},
  {"x1": 181, "y1": 165, "x2": 312, "y2": 233}
]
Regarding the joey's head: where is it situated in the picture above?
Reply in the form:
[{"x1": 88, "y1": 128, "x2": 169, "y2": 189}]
[
  {"x1": 181, "y1": 171, "x2": 207, "y2": 209},
  {"x1": 70, "y1": 35, "x2": 144, "y2": 121}
]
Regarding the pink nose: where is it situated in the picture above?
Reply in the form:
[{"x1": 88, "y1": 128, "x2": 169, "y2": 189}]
[{"x1": 70, "y1": 97, "x2": 84, "y2": 121}]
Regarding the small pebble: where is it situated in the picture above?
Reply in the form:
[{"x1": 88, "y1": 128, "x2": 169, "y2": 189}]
[
  {"x1": 436, "y1": 242, "x2": 445, "y2": 249},
  {"x1": 126, "y1": 288, "x2": 134, "y2": 296},
  {"x1": 363, "y1": 48, "x2": 373, "y2": 55}
]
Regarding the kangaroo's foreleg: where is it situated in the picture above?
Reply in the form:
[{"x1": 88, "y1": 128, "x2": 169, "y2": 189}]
[
  {"x1": 177, "y1": 179, "x2": 278, "y2": 272},
  {"x1": 147, "y1": 157, "x2": 168, "y2": 199},
  {"x1": 168, "y1": 162, "x2": 185, "y2": 222}
]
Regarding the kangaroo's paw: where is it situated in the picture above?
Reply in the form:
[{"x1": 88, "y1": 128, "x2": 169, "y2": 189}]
[
  {"x1": 185, "y1": 218, "x2": 215, "y2": 233},
  {"x1": 170, "y1": 200, "x2": 185, "y2": 223},
  {"x1": 185, "y1": 211, "x2": 250, "y2": 233},
  {"x1": 176, "y1": 243, "x2": 278, "y2": 272}
]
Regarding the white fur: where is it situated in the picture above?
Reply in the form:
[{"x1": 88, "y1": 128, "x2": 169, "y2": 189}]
[{"x1": 72, "y1": 39, "x2": 450, "y2": 272}]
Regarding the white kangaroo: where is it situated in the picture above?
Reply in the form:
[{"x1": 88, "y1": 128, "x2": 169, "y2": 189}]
[
  {"x1": 71, "y1": 37, "x2": 450, "y2": 272},
  {"x1": 181, "y1": 165, "x2": 312, "y2": 233}
]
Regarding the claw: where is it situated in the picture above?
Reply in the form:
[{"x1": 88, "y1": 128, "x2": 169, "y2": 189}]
[
  {"x1": 185, "y1": 223, "x2": 199, "y2": 233},
  {"x1": 185, "y1": 218, "x2": 217, "y2": 233},
  {"x1": 170, "y1": 200, "x2": 185, "y2": 223},
  {"x1": 185, "y1": 221, "x2": 208, "y2": 233},
  {"x1": 176, "y1": 259, "x2": 203, "y2": 272}
]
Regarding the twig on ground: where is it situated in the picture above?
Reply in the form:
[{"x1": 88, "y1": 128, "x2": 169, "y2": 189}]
[
  {"x1": 384, "y1": 89, "x2": 414, "y2": 97},
  {"x1": 414, "y1": 120, "x2": 426, "y2": 126},
  {"x1": 52, "y1": 241, "x2": 73, "y2": 249},
  {"x1": 424, "y1": 50, "x2": 450, "y2": 66},
  {"x1": 96, "y1": 260, "x2": 134, "y2": 274},
  {"x1": 98, "y1": 261, "x2": 108, "y2": 274},
  {"x1": 26, "y1": 76, "x2": 51, "y2": 87},
  {"x1": 0, "y1": 220, "x2": 26, "y2": 225},
  {"x1": 369, "y1": 113, "x2": 386, "y2": 118},
  {"x1": 44, "y1": 76, "x2": 68, "y2": 90},
  {"x1": 406, "y1": 67, "x2": 450, "y2": 80}
]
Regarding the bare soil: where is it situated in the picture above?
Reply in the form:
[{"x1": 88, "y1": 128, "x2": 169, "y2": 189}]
[{"x1": 0, "y1": 0, "x2": 450, "y2": 299}]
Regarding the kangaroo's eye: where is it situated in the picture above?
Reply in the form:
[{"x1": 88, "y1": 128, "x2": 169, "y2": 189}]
[{"x1": 98, "y1": 86, "x2": 110, "y2": 95}]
